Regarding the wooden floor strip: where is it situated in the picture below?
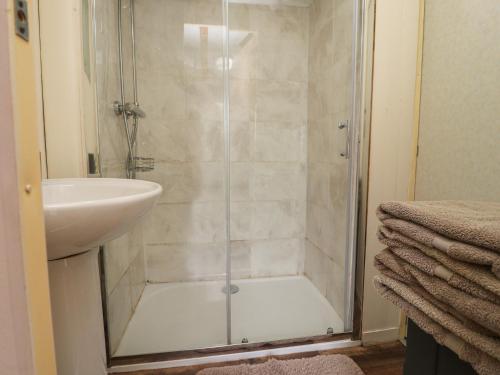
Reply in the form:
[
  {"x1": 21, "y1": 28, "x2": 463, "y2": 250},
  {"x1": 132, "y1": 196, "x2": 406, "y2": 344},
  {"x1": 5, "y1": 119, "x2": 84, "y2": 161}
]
[{"x1": 115, "y1": 341, "x2": 406, "y2": 375}]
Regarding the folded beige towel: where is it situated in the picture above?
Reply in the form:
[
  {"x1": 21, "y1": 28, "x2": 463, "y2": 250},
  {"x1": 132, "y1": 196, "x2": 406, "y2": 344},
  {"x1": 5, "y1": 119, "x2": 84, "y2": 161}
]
[
  {"x1": 374, "y1": 275, "x2": 500, "y2": 375},
  {"x1": 378, "y1": 231, "x2": 500, "y2": 301},
  {"x1": 375, "y1": 201, "x2": 500, "y2": 374},
  {"x1": 374, "y1": 275, "x2": 500, "y2": 360},
  {"x1": 377, "y1": 208, "x2": 500, "y2": 278},
  {"x1": 376, "y1": 256, "x2": 496, "y2": 337},
  {"x1": 197, "y1": 355, "x2": 364, "y2": 375},
  {"x1": 378, "y1": 201, "x2": 500, "y2": 252},
  {"x1": 375, "y1": 249, "x2": 500, "y2": 335}
]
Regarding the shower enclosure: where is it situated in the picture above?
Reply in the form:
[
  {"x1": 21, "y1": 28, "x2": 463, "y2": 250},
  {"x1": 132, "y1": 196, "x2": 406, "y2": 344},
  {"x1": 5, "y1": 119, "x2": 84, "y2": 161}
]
[{"x1": 91, "y1": 0, "x2": 365, "y2": 364}]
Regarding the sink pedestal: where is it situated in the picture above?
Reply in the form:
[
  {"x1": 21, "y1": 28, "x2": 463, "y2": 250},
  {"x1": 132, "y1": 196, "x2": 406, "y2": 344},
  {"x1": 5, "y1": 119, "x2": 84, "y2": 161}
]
[
  {"x1": 42, "y1": 178, "x2": 162, "y2": 374},
  {"x1": 48, "y1": 249, "x2": 106, "y2": 375}
]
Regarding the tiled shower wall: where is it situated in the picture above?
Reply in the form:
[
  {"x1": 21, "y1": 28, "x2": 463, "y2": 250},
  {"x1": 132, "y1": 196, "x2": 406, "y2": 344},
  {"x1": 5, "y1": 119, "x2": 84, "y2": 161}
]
[
  {"x1": 95, "y1": 0, "x2": 146, "y2": 353},
  {"x1": 135, "y1": 0, "x2": 309, "y2": 282},
  {"x1": 95, "y1": 0, "x2": 353, "y2": 351},
  {"x1": 304, "y1": 0, "x2": 353, "y2": 321}
]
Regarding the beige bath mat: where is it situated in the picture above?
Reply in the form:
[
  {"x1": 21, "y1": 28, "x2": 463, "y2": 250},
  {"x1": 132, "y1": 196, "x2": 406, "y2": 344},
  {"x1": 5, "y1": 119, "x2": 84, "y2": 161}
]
[{"x1": 197, "y1": 355, "x2": 364, "y2": 375}]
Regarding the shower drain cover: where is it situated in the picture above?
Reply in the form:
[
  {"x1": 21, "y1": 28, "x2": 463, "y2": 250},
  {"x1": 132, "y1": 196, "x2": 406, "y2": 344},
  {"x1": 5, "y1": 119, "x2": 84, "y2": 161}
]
[{"x1": 222, "y1": 284, "x2": 240, "y2": 294}]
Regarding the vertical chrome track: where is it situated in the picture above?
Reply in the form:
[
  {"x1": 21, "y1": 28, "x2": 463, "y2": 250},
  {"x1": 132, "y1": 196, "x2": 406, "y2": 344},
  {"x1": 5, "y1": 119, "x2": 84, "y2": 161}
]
[
  {"x1": 117, "y1": 0, "x2": 134, "y2": 178},
  {"x1": 129, "y1": 0, "x2": 138, "y2": 107},
  {"x1": 222, "y1": 0, "x2": 232, "y2": 345},
  {"x1": 129, "y1": 0, "x2": 139, "y2": 176},
  {"x1": 90, "y1": 0, "x2": 102, "y2": 176},
  {"x1": 344, "y1": 0, "x2": 365, "y2": 330}
]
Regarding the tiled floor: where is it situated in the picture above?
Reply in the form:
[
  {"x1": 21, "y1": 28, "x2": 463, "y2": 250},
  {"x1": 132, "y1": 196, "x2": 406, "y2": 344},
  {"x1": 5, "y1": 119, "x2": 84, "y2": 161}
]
[{"x1": 115, "y1": 341, "x2": 406, "y2": 375}]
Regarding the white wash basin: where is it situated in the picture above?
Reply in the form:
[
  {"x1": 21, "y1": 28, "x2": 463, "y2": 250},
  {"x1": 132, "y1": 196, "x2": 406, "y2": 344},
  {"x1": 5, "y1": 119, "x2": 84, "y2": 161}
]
[{"x1": 43, "y1": 178, "x2": 162, "y2": 260}]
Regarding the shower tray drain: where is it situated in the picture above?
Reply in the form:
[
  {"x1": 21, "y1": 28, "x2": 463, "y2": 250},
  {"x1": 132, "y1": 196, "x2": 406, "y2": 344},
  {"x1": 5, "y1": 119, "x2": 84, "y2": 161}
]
[{"x1": 222, "y1": 284, "x2": 240, "y2": 294}]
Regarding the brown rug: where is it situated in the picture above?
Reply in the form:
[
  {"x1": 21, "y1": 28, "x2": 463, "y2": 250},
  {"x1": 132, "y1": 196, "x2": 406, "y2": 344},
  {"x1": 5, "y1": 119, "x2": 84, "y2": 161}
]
[{"x1": 197, "y1": 355, "x2": 364, "y2": 375}]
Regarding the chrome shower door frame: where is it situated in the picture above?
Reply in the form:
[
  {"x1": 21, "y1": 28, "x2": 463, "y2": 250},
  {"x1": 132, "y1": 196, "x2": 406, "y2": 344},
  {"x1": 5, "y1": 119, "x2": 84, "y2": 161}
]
[
  {"x1": 343, "y1": 0, "x2": 368, "y2": 332},
  {"x1": 96, "y1": 0, "x2": 372, "y2": 368}
]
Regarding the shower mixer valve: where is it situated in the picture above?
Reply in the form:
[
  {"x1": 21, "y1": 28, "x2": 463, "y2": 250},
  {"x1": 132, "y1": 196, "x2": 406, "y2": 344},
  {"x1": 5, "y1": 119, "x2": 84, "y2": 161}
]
[
  {"x1": 113, "y1": 100, "x2": 146, "y2": 118},
  {"x1": 129, "y1": 156, "x2": 155, "y2": 172}
]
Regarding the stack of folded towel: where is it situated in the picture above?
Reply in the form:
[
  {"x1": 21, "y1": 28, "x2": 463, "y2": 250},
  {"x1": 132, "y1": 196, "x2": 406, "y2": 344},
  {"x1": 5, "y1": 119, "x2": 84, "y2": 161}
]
[{"x1": 373, "y1": 201, "x2": 500, "y2": 375}]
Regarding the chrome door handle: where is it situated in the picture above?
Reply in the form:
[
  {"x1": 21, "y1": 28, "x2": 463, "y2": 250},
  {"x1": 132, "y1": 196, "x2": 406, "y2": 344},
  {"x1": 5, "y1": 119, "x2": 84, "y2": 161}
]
[{"x1": 338, "y1": 120, "x2": 350, "y2": 159}]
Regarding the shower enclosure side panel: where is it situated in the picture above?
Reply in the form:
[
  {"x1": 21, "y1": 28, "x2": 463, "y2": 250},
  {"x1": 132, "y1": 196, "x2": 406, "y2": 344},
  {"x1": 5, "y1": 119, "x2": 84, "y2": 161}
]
[
  {"x1": 94, "y1": 0, "x2": 146, "y2": 355},
  {"x1": 305, "y1": 0, "x2": 354, "y2": 322}
]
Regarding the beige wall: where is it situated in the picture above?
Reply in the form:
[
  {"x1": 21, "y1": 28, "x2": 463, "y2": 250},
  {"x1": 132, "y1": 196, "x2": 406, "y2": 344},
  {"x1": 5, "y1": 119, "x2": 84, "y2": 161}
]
[
  {"x1": 362, "y1": 0, "x2": 500, "y2": 342},
  {"x1": 39, "y1": 0, "x2": 88, "y2": 178},
  {"x1": 1, "y1": 0, "x2": 57, "y2": 373},
  {"x1": 415, "y1": 0, "x2": 500, "y2": 201},
  {"x1": 362, "y1": 0, "x2": 420, "y2": 342}
]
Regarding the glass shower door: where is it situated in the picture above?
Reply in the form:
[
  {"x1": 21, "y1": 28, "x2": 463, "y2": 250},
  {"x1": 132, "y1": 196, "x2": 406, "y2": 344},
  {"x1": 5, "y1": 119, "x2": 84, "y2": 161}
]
[
  {"x1": 227, "y1": 0, "x2": 359, "y2": 345},
  {"x1": 133, "y1": 0, "x2": 231, "y2": 353},
  {"x1": 95, "y1": 0, "x2": 232, "y2": 355},
  {"x1": 95, "y1": 0, "x2": 363, "y2": 358}
]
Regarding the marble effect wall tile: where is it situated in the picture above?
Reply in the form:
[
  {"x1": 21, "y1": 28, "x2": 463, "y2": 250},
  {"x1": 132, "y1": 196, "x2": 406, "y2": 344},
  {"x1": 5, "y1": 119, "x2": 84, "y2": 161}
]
[
  {"x1": 131, "y1": 1, "x2": 310, "y2": 285},
  {"x1": 96, "y1": 0, "x2": 355, "y2": 342},
  {"x1": 95, "y1": 0, "x2": 148, "y2": 354},
  {"x1": 230, "y1": 200, "x2": 305, "y2": 241},
  {"x1": 254, "y1": 32, "x2": 309, "y2": 82},
  {"x1": 250, "y1": 238, "x2": 304, "y2": 277},
  {"x1": 104, "y1": 223, "x2": 144, "y2": 295},
  {"x1": 255, "y1": 81, "x2": 307, "y2": 123},
  {"x1": 104, "y1": 233, "x2": 131, "y2": 295},
  {"x1": 146, "y1": 243, "x2": 226, "y2": 283},
  {"x1": 143, "y1": 202, "x2": 226, "y2": 245},
  {"x1": 326, "y1": 255, "x2": 345, "y2": 319},
  {"x1": 107, "y1": 271, "x2": 132, "y2": 354},
  {"x1": 304, "y1": 239, "x2": 345, "y2": 320},
  {"x1": 255, "y1": 126, "x2": 306, "y2": 162},
  {"x1": 99, "y1": 2, "x2": 361, "y2": 312},
  {"x1": 146, "y1": 238, "x2": 303, "y2": 283},
  {"x1": 95, "y1": 0, "x2": 351, "y2": 326},
  {"x1": 304, "y1": 0, "x2": 352, "y2": 319},
  {"x1": 129, "y1": 251, "x2": 146, "y2": 310},
  {"x1": 138, "y1": 119, "x2": 223, "y2": 163},
  {"x1": 253, "y1": 163, "x2": 306, "y2": 201},
  {"x1": 304, "y1": 240, "x2": 328, "y2": 295},
  {"x1": 143, "y1": 162, "x2": 224, "y2": 204},
  {"x1": 95, "y1": 0, "x2": 128, "y2": 168},
  {"x1": 230, "y1": 122, "x2": 254, "y2": 162}
]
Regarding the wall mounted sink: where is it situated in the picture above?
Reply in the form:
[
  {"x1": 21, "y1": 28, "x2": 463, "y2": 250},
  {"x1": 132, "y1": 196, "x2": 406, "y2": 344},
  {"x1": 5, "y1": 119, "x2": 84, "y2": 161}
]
[{"x1": 42, "y1": 178, "x2": 162, "y2": 260}]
